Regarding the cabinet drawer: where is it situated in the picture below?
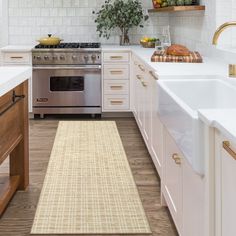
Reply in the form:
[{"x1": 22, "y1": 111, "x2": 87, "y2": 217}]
[
  {"x1": 103, "y1": 95, "x2": 129, "y2": 110},
  {"x1": 104, "y1": 80, "x2": 129, "y2": 95},
  {"x1": 103, "y1": 64, "x2": 129, "y2": 80},
  {"x1": 103, "y1": 52, "x2": 129, "y2": 63},
  {"x1": 3, "y1": 52, "x2": 31, "y2": 64}
]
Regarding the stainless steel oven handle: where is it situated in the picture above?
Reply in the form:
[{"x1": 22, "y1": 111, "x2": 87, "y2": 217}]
[{"x1": 33, "y1": 65, "x2": 101, "y2": 70}]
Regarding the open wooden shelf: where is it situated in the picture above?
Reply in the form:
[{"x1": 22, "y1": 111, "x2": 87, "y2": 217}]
[{"x1": 148, "y1": 5, "x2": 205, "y2": 13}]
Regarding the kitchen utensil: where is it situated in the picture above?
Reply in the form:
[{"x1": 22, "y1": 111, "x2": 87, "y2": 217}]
[{"x1": 37, "y1": 34, "x2": 63, "y2": 46}]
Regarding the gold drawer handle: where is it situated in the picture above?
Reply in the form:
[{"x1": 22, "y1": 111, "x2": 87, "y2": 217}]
[
  {"x1": 149, "y1": 71, "x2": 159, "y2": 80},
  {"x1": 138, "y1": 64, "x2": 145, "y2": 72},
  {"x1": 172, "y1": 153, "x2": 181, "y2": 165},
  {"x1": 110, "y1": 86, "x2": 123, "y2": 90},
  {"x1": 223, "y1": 141, "x2": 236, "y2": 160},
  {"x1": 136, "y1": 75, "x2": 142, "y2": 80},
  {"x1": 141, "y1": 81, "x2": 148, "y2": 87},
  {"x1": 110, "y1": 100, "x2": 123, "y2": 105},
  {"x1": 110, "y1": 70, "x2": 123, "y2": 74},
  {"x1": 110, "y1": 56, "x2": 123, "y2": 60},
  {"x1": 10, "y1": 56, "x2": 23, "y2": 59}
]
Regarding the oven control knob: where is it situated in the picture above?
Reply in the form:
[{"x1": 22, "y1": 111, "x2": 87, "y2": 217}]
[
  {"x1": 60, "y1": 55, "x2": 65, "y2": 60},
  {"x1": 91, "y1": 54, "x2": 97, "y2": 61},
  {"x1": 44, "y1": 56, "x2": 50, "y2": 60},
  {"x1": 36, "y1": 56, "x2": 41, "y2": 60},
  {"x1": 84, "y1": 55, "x2": 89, "y2": 61},
  {"x1": 72, "y1": 55, "x2": 77, "y2": 60}
]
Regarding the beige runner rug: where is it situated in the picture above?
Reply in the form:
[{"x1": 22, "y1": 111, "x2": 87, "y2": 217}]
[{"x1": 31, "y1": 121, "x2": 151, "y2": 234}]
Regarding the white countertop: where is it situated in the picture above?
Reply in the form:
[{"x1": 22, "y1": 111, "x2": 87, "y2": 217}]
[
  {"x1": 0, "y1": 66, "x2": 32, "y2": 96},
  {"x1": 102, "y1": 45, "x2": 228, "y2": 77},
  {"x1": 1, "y1": 45, "x2": 35, "y2": 52},
  {"x1": 199, "y1": 109, "x2": 236, "y2": 144}
]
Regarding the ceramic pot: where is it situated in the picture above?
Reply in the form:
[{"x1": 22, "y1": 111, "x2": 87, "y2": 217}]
[{"x1": 37, "y1": 34, "x2": 63, "y2": 46}]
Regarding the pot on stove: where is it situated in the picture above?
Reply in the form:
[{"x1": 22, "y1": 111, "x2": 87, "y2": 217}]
[{"x1": 37, "y1": 34, "x2": 63, "y2": 46}]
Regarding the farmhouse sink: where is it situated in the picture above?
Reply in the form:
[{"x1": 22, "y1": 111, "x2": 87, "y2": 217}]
[{"x1": 157, "y1": 79, "x2": 236, "y2": 175}]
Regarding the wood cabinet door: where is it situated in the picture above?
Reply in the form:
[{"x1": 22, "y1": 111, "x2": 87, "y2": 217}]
[{"x1": 163, "y1": 129, "x2": 183, "y2": 235}]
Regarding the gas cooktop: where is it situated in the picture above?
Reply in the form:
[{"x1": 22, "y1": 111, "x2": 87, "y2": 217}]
[{"x1": 34, "y1": 42, "x2": 101, "y2": 49}]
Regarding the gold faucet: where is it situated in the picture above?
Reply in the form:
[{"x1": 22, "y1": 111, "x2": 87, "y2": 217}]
[{"x1": 212, "y1": 21, "x2": 236, "y2": 78}]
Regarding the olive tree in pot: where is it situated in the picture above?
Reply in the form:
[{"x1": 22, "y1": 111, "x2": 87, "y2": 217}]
[{"x1": 93, "y1": 0, "x2": 149, "y2": 45}]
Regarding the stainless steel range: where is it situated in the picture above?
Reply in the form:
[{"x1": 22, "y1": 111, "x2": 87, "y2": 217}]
[{"x1": 32, "y1": 43, "x2": 101, "y2": 118}]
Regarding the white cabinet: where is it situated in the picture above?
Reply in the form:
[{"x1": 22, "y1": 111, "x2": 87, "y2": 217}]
[
  {"x1": 149, "y1": 71, "x2": 163, "y2": 174},
  {"x1": 163, "y1": 129, "x2": 183, "y2": 235},
  {"x1": 132, "y1": 55, "x2": 163, "y2": 176},
  {"x1": 162, "y1": 128, "x2": 204, "y2": 236},
  {"x1": 131, "y1": 52, "x2": 205, "y2": 236},
  {"x1": 1, "y1": 49, "x2": 32, "y2": 113},
  {"x1": 102, "y1": 51, "x2": 130, "y2": 112},
  {"x1": 132, "y1": 56, "x2": 151, "y2": 144},
  {"x1": 215, "y1": 133, "x2": 236, "y2": 236}
]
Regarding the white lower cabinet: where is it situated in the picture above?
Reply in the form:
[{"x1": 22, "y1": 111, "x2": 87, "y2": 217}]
[
  {"x1": 215, "y1": 133, "x2": 236, "y2": 236},
  {"x1": 162, "y1": 128, "x2": 204, "y2": 236},
  {"x1": 163, "y1": 129, "x2": 183, "y2": 235},
  {"x1": 131, "y1": 54, "x2": 205, "y2": 236},
  {"x1": 102, "y1": 51, "x2": 130, "y2": 112},
  {"x1": 132, "y1": 55, "x2": 163, "y2": 176}
]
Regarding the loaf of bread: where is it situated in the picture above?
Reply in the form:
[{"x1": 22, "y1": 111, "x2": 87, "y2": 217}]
[{"x1": 166, "y1": 44, "x2": 190, "y2": 56}]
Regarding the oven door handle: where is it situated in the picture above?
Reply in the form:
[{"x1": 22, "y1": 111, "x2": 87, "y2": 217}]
[{"x1": 33, "y1": 65, "x2": 101, "y2": 70}]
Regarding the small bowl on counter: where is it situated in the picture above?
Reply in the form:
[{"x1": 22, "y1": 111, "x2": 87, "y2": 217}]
[
  {"x1": 140, "y1": 41, "x2": 156, "y2": 48},
  {"x1": 140, "y1": 37, "x2": 160, "y2": 48}
]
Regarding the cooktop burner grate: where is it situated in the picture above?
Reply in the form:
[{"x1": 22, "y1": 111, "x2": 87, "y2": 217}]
[{"x1": 35, "y1": 43, "x2": 101, "y2": 49}]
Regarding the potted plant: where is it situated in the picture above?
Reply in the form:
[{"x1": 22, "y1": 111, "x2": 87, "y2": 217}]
[{"x1": 93, "y1": 0, "x2": 149, "y2": 45}]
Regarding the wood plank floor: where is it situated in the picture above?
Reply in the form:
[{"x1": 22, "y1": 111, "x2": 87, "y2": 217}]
[{"x1": 0, "y1": 117, "x2": 178, "y2": 236}]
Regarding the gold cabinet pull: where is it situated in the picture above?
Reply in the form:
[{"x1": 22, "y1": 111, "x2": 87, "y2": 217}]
[
  {"x1": 172, "y1": 153, "x2": 181, "y2": 165},
  {"x1": 136, "y1": 75, "x2": 142, "y2": 80},
  {"x1": 10, "y1": 56, "x2": 23, "y2": 59},
  {"x1": 110, "y1": 56, "x2": 123, "y2": 60},
  {"x1": 110, "y1": 70, "x2": 123, "y2": 74},
  {"x1": 110, "y1": 85, "x2": 123, "y2": 90},
  {"x1": 223, "y1": 141, "x2": 236, "y2": 160},
  {"x1": 141, "y1": 81, "x2": 148, "y2": 87},
  {"x1": 110, "y1": 100, "x2": 123, "y2": 105},
  {"x1": 149, "y1": 71, "x2": 159, "y2": 80},
  {"x1": 138, "y1": 64, "x2": 145, "y2": 72}
]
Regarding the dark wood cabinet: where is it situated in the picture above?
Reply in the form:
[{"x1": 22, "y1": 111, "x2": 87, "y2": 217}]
[{"x1": 0, "y1": 80, "x2": 29, "y2": 215}]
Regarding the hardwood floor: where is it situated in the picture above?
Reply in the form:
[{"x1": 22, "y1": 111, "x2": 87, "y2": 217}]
[{"x1": 0, "y1": 117, "x2": 178, "y2": 236}]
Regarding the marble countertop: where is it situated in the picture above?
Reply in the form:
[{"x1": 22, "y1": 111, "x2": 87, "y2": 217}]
[
  {"x1": 102, "y1": 45, "x2": 228, "y2": 77},
  {"x1": 0, "y1": 66, "x2": 32, "y2": 96},
  {"x1": 1, "y1": 45, "x2": 35, "y2": 52},
  {"x1": 199, "y1": 109, "x2": 236, "y2": 144}
]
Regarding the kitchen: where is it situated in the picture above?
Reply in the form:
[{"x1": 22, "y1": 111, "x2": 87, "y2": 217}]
[{"x1": 0, "y1": 0, "x2": 235, "y2": 236}]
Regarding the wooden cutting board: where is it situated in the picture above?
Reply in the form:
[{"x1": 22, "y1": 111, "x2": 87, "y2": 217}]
[{"x1": 151, "y1": 50, "x2": 203, "y2": 63}]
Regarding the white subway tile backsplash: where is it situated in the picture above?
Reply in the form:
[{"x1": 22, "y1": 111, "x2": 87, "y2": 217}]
[
  {"x1": 170, "y1": 0, "x2": 236, "y2": 54},
  {"x1": 8, "y1": 0, "x2": 169, "y2": 45}
]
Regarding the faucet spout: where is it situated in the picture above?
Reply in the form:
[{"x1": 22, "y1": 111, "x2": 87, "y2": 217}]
[{"x1": 212, "y1": 21, "x2": 236, "y2": 45}]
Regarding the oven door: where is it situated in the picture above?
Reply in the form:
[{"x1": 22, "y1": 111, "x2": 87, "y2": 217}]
[{"x1": 33, "y1": 66, "x2": 101, "y2": 107}]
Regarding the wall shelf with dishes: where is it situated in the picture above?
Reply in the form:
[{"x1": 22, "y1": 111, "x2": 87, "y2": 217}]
[
  {"x1": 148, "y1": 5, "x2": 205, "y2": 13},
  {"x1": 149, "y1": 0, "x2": 205, "y2": 13}
]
